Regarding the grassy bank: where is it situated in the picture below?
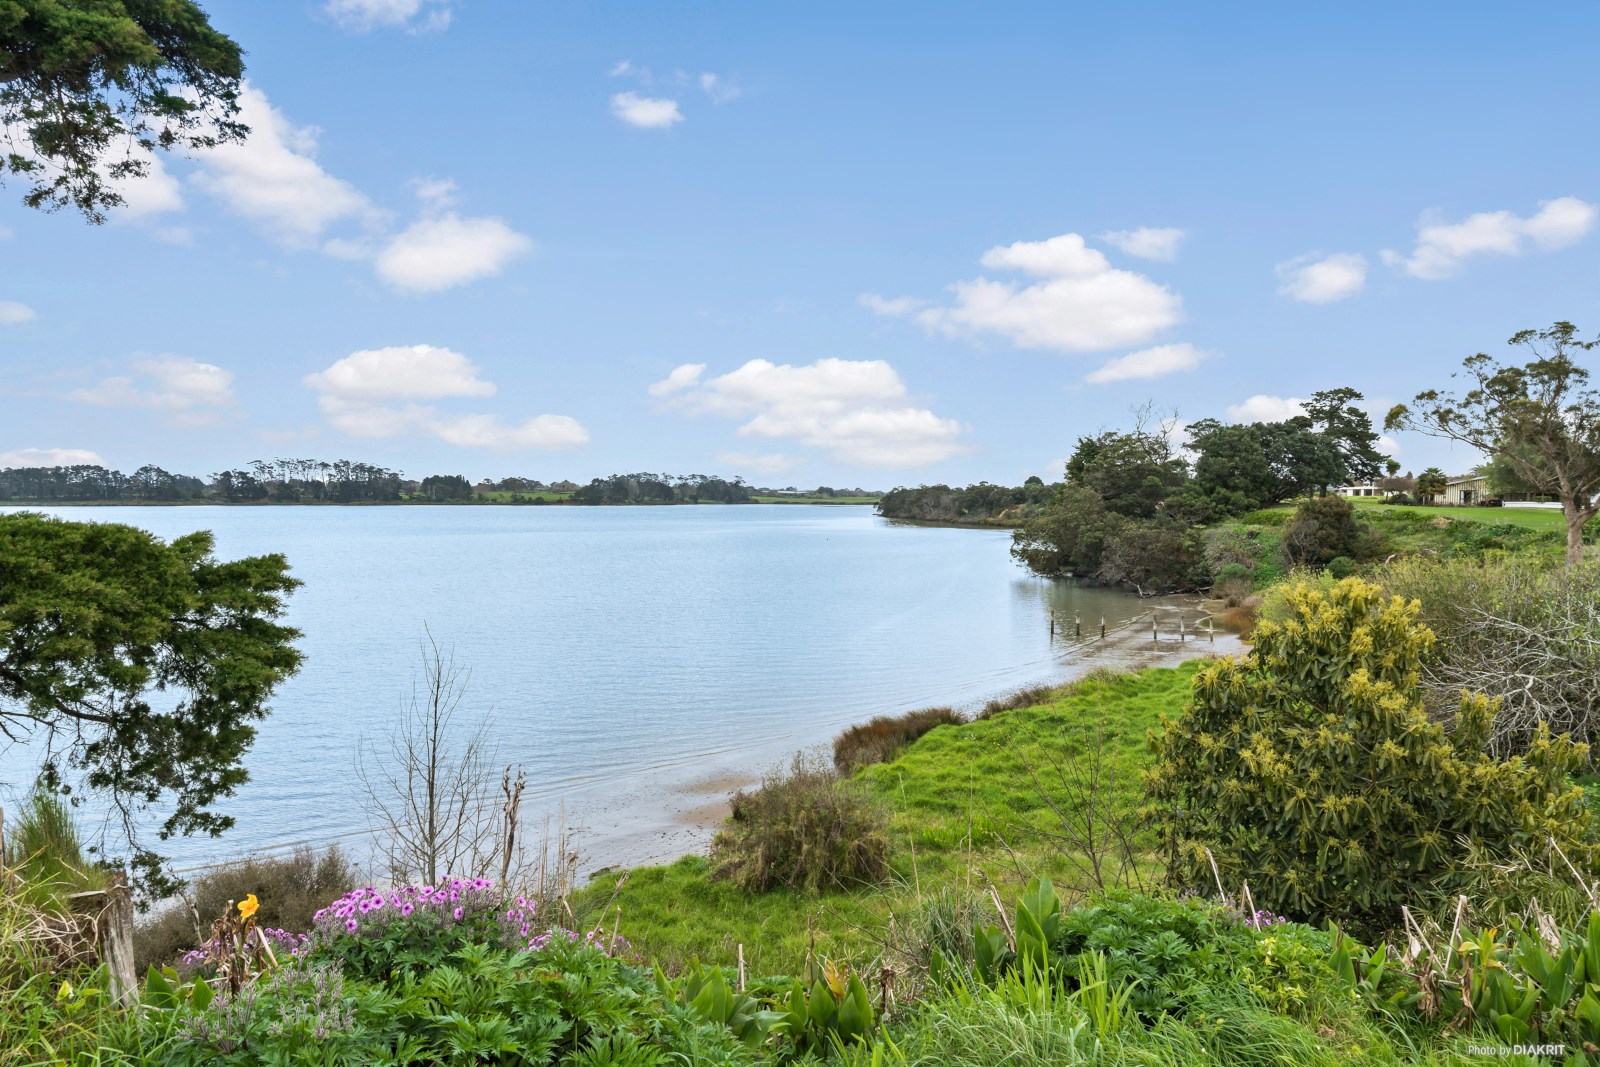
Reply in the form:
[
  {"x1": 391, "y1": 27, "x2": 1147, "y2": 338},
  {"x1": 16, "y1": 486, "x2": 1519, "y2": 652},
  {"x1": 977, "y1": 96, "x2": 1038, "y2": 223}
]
[{"x1": 575, "y1": 665, "x2": 1198, "y2": 972}]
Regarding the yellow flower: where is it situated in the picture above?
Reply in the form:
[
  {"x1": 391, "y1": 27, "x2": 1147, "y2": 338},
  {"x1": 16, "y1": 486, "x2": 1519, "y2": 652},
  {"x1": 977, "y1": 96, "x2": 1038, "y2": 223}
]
[{"x1": 238, "y1": 894, "x2": 260, "y2": 920}]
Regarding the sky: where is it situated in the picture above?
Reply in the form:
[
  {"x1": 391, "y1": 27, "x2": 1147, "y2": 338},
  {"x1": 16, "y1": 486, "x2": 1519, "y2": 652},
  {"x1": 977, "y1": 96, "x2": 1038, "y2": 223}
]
[{"x1": 2, "y1": 0, "x2": 1598, "y2": 488}]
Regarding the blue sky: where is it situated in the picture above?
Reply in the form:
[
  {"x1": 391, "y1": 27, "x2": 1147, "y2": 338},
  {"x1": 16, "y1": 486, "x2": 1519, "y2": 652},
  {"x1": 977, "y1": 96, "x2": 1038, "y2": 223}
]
[{"x1": 2, "y1": 0, "x2": 1598, "y2": 487}]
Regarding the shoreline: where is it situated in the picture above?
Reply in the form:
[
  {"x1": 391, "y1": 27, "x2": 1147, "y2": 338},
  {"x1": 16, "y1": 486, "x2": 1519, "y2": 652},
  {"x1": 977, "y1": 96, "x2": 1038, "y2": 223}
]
[{"x1": 583, "y1": 596, "x2": 1244, "y2": 879}]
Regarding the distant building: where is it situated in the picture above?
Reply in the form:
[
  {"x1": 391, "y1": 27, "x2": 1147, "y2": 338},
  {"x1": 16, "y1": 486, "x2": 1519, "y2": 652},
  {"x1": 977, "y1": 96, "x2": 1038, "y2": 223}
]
[
  {"x1": 1333, "y1": 480, "x2": 1381, "y2": 498},
  {"x1": 1444, "y1": 474, "x2": 1490, "y2": 505}
]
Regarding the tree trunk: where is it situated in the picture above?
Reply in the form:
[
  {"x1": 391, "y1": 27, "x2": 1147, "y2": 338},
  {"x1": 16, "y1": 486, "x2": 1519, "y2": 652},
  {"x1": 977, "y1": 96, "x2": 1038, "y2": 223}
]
[{"x1": 1565, "y1": 499, "x2": 1594, "y2": 568}]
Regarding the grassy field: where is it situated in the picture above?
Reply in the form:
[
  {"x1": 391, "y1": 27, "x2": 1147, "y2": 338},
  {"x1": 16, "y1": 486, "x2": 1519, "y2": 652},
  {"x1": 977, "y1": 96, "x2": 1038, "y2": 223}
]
[
  {"x1": 1341, "y1": 495, "x2": 1587, "y2": 532},
  {"x1": 574, "y1": 663, "x2": 1200, "y2": 972}
]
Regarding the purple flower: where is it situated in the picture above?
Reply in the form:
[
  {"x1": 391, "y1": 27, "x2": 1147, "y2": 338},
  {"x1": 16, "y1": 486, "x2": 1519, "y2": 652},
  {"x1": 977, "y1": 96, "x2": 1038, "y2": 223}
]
[
  {"x1": 453, "y1": 906, "x2": 463, "y2": 920},
  {"x1": 401, "y1": 903, "x2": 414, "y2": 917},
  {"x1": 346, "y1": 919, "x2": 358, "y2": 932}
]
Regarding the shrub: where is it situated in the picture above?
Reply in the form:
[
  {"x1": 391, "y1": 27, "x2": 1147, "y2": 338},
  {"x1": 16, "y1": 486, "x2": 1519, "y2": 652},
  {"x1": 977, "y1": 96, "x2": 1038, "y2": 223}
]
[
  {"x1": 1375, "y1": 555, "x2": 1600, "y2": 756},
  {"x1": 1282, "y1": 495, "x2": 1366, "y2": 566},
  {"x1": 833, "y1": 706, "x2": 964, "y2": 774},
  {"x1": 134, "y1": 845, "x2": 358, "y2": 970},
  {"x1": 1325, "y1": 555, "x2": 1356, "y2": 578},
  {"x1": 710, "y1": 752, "x2": 890, "y2": 894},
  {"x1": 1147, "y1": 576, "x2": 1596, "y2": 936}
]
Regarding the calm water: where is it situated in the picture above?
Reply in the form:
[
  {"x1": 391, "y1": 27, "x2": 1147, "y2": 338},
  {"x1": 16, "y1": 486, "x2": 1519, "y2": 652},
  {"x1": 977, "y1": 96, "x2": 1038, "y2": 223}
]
[{"x1": 0, "y1": 504, "x2": 1178, "y2": 875}]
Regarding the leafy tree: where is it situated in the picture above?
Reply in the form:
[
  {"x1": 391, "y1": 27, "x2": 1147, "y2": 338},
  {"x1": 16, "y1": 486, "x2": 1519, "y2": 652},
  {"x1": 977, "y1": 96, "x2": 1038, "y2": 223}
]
[
  {"x1": 1066, "y1": 428, "x2": 1188, "y2": 519},
  {"x1": 1, "y1": 0, "x2": 247, "y2": 222},
  {"x1": 418, "y1": 474, "x2": 473, "y2": 501},
  {"x1": 1146, "y1": 576, "x2": 1593, "y2": 935},
  {"x1": 1188, "y1": 418, "x2": 1344, "y2": 511},
  {"x1": 1388, "y1": 322, "x2": 1600, "y2": 567},
  {"x1": 0, "y1": 512, "x2": 302, "y2": 891},
  {"x1": 1415, "y1": 466, "x2": 1448, "y2": 501},
  {"x1": 1010, "y1": 483, "x2": 1109, "y2": 576},
  {"x1": 1302, "y1": 387, "x2": 1388, "y2": 485}
]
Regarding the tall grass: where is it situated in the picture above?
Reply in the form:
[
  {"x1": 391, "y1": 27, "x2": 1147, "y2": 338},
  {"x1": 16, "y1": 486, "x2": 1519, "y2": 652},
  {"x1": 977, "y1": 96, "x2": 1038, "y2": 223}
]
[
  {"x1": 834, "y1": 707, "x2": 964, "y2": 774},
  {"x1": 3, "y1": 791, "x2": 106, "y2": 911}
]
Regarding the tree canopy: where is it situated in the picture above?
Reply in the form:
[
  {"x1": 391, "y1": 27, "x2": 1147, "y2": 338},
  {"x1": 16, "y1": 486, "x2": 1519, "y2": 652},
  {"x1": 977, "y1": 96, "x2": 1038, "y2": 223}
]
[
  {"x1": 0, "y1": 0, "x2": 246, "y2": 222},
  {"x1": 0, "y1": 512, "x2": 301, "y2": 891},
  {"x1": 1387, "y1": 321, "x2": 1600, "y2": 567}
]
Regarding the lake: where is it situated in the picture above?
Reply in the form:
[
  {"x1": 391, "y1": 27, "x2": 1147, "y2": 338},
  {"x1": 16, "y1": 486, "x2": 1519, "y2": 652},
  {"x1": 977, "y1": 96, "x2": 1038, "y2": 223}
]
[{"x1": 0, "y1": 504, "x2": 1222, "y2": 878}]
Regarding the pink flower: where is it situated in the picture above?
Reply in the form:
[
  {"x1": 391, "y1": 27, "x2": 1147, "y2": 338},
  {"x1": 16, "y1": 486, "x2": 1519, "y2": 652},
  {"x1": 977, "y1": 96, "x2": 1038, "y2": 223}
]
[
  {"x1": 345, "y1": 919, "x2": 358, "y2": 932},
  {"x1": 453, "y1": 907, "x2": 463, "y2": 920},
  {"x1": 401, "y1": 903, "x2": 414, "y2": 917}
]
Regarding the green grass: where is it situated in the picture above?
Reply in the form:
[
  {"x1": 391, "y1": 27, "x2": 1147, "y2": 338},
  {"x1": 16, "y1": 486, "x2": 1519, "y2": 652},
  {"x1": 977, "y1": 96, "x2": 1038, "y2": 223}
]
[{"x1": 577, "y1": 664, "x2": 1202, "y2": 972}]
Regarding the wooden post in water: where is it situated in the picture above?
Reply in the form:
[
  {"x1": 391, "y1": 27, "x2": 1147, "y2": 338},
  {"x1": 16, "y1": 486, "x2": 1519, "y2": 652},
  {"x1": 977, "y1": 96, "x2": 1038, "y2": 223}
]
[
  {"x1": 1099, "y1": 616, "x2": 1106, "y2": 639},
  {"x1": 1209, "y1": 618, "x2": 1215, "y2": 642},
  {"x1": 1049, "y1": 610, "x2": 1054, "y2": 639},
  {"x1": 1180, "y1": 619, "x2": 1186, "y2": 642},
  {"x1": 1152, "y1": 617, "x2": 1158, "y2": 643},
  {"x1": 1074, "y1": 616, "x2": 1081, "y2": 639}
]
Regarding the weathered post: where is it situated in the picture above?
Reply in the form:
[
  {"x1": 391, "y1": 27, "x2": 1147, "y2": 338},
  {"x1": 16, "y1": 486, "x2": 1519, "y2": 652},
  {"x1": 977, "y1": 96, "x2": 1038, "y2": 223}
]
[
  {"x1": 97, "y1": 872, "x2": 138, "y2": 1009},
  {"x1": 1099, "y1": 616, "x2": 1106, "y2": 639},
  {"x1": 1074, "y1": 615, "x2": 1081, "y2": 638},
  {"x1": 1049, "y1": 610, "x2": 1055, "y2": 639},
  {"x1": 1209, "y1": 618, "x2": 1215, "y2": 642}
]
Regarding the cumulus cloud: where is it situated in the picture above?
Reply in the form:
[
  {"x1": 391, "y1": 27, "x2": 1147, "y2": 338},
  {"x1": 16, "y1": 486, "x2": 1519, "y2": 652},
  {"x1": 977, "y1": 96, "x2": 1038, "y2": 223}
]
[
  {"x1": 68, "y1": 356, "x2": 236, "y2": 424},
  {"x1": 647, "y1": 363, "x2": 706, "y2": 397},
  {"x1": 1276, "y1": 252, "x2": 1368, "y2": 304},
  {"x1": 192, "y1": 85, "x2": 377, "y2": 245},
  {"x1": 1084, "y1": 343, "x2": 1207, "y2": 384},
  {"x1": 305, "y1": 344, "x2": 587, "y2": 451},
  {"x1": 0, "y1": 447, "x2": 106, "y2": 468},
  {"x1": 0, "y1": 300, "x2": 36, "y2": 325},
  {"x1": 1226, "y1": 395, "x2": 1307, "y2": 423},
  {"x1": 610, "y1": 91, "x2": 684, "y2": 129},
  {"x1": 325, "y1": 0, "x2": 452, "y2": 32},
  {"x1": 867, "y1": 233, "x2": 1182, "y2": 353},
  {"x1": 304, "y1": 344, "x2": 495, "y2": 401},
  {"x1": 1381, "y1": 197, "x2": 1597, "y2": 280},
  {"x1": 375, "y1": 212, "x2": 533, "y2": 292},
  {"x1": 1097, "y1": 227, "x2": 1185, "y2": 262},
  {"x1": 651, "y1": 357, "x2": 966, "y2": 468}
]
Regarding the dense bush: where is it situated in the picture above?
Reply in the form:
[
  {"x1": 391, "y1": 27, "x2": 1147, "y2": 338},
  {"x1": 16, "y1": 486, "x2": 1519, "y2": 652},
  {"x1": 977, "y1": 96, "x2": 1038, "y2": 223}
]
[
  {"x1": 976, "y1": 683, "x2": 1060, "y2": 719},
  {"x1": 1376, "y1": 554, "x2": 1600, "y2": 756},
  {"x1": 1148, "y1": 576, "x2": 1596, "y2": 935},
  {"x1": 833, "y1": 706, "x2": 964, "y2": 774},
  {"x1": 135, "y1": 845, "x2": 358, "y2": 970},
  {"x1": 711, "y1": 753, "x2": 890, "y2": 893},
  {"x1": 1282, "y1": 495, "x2": 1377, "y2": 567}
]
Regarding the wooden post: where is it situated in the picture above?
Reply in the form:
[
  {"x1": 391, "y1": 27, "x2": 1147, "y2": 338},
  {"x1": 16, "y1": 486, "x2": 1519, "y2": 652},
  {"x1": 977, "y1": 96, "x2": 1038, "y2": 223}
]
[
  {"x1": 737, "y1": 943, "x2": 746, "y2": 992},
  {"x1": 1180, "y1": 619, "x2": 1186, "y2": 642},
  {"x1": 1099, "y1": 616, "x2": 1105, "y2": 639},
  {"x1": 1209, "y1": 618, "x2": 1215, "y2": 642},
  {"x1": 97, "y1": 872, "x2": 138, "y2": 1009},
  {"x1": 1152, "y1": 618, "x2": 1158, "y2": 643},
  {"x1": 1074, "y1": 616, "x2": 1081, "y2": 638},
  {"x1": 1049, "y1": 610, "x2": 1054, "y2": 639}
]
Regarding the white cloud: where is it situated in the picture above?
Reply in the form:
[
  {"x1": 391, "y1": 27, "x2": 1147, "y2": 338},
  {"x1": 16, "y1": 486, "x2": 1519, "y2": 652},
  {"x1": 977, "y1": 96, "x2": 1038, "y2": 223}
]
[
  {"x1": 68, "y1": 356, "x2": 236, "y2": 421},
  {"x1": 1084, "y1": 343, "x2": 1207, "y2": 384},
  {"x1": 1226, "y1": 395, "x2": 1307, "y2": 423},
  {"x1": 647, "y1": 363, "x2": 706, "y2": 397},
  {"x1": 610, "y1": 92, "x2": 684, "y2": 129},
  {"x1": 0, "y1": 300, "x2": 36, "y2": 324},
  {"x1": 608, "y1": 60, "x2": 639, "y2": 78},
  {"x1": 869, "y1": 232, "x2": 1182, "y2": 353},
  {"x1": 192, "y1": 85, "x2": 377, "y2": 245},
  {"x1": 715, "y1": 451, "x2": 798, "y2": 477},
  {"x1": 303, "y1": 344, "x2": 495, "y2": 401},
  {"x1": 652, "y1": 357, "x2": 967, "y2": 468},
  {"x1": 1378, "y1": 434, "x2": 1401, "y2": 456},
  {"x1": 1276, "y1": 252, "x2": 1368, "y2": 303},
  {"x1": 857, "y1": 293, "x2": 926, "y2": 317},
  {"x1": 305, "y1": 345, "x2": 586, "y2": 451},
  {"x1": 375, "y1": 213, "x2": 532, "y2": 292},
  {"x1": 0, "y1": 447, "x2": 106, "y2": 468},
  {"x1": 325, "y1": 0, "x2": 452, "y2": 32},
  {"x1": 1097, "y1": 227, "x2": 1185, "y2": 262},
  {"x1": 699, "y1": 73, "x2": 742, "y2": 104},
  {"x1": 1381, "y1": 197, "x2": 1597, "y2": 280}
]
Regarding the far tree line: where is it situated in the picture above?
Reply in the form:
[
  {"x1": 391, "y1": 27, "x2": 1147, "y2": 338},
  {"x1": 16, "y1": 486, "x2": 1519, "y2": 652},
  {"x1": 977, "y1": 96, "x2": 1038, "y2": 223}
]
[{"x1": 0, "y1": 461, "x2": 865, "y2": 506}]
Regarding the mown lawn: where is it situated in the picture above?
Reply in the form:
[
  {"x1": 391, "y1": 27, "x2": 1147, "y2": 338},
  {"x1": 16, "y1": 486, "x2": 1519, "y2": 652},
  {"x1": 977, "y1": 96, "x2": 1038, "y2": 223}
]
[{"x1": 575, "y1": 663, "x2": 1203, "y2": 972}]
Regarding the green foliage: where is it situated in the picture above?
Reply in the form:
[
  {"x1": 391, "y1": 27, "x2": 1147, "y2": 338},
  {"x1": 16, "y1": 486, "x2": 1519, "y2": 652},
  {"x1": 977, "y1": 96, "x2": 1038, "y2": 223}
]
[
  {"x1": 711, "y1": 752, "x2": 891, "y2": 894},
  {"x1": 664, "y1": 963, "x2": 782, "y2": 1046},
  {"x1": 135, "y1": 845, "x2": 358, "y2": 970},
  {"x1": 3, "y1": 789, "x2": 105, "y2": 910},
  {"x1": 0, "y1": 0, "x2": 247, "y2": 222},
  {"x1": 1325, "y1": 555, "x2": 1357, "y2": 579},
  {"x1": 0, "y1": 512, "x2": 303, "y2": 893},
  {"x1": 776, "y1": 959, "x2": 879, "y2": 1054},
  {"x1": 833, "y1": 707, "x2": 964, "y2": 775},
  {"x1": 1283, "y1": 495, "x2": 1372, "y2": 567},
  {"x1": 1148, "y1": 576, "x2": 1597, "y2": 935}
]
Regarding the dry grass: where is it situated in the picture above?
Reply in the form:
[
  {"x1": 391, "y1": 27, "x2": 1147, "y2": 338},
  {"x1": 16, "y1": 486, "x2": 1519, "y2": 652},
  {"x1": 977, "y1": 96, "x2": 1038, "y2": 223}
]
[{"x1": 833, "y1": 706, "x2": 965, "y2": 774}]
